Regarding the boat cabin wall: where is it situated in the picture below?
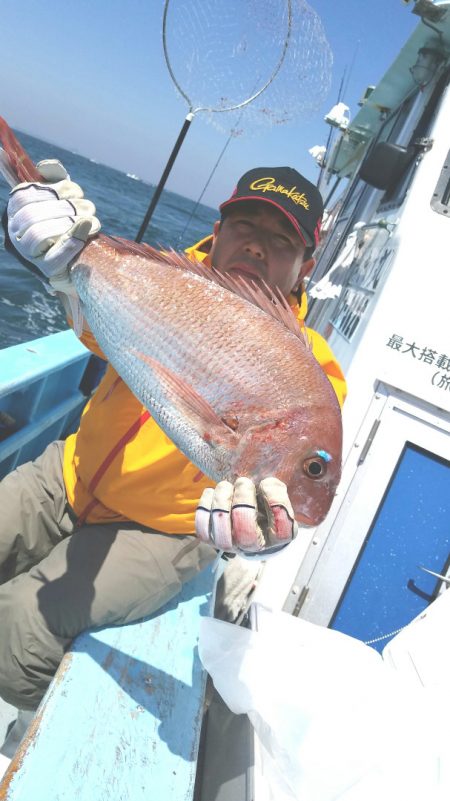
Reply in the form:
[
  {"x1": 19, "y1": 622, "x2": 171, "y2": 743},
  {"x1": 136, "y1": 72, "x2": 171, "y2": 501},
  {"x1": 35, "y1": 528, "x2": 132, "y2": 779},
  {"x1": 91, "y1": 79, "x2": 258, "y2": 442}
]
[{"x1": 308, "y1": 68, "x2": 450, "y2": 455}]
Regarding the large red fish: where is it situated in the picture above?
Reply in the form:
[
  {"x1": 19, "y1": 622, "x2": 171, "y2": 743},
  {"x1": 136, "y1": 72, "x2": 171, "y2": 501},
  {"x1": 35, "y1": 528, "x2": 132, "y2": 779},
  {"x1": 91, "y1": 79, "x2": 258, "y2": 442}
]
[{"x1": 0, "y1": 117, "x2": 342, "y2": 526}]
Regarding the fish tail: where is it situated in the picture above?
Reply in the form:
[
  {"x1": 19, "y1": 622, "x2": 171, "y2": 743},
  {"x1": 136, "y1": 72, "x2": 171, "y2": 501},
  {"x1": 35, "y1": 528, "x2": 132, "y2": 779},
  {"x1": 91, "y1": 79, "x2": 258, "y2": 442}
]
[{"x1": 0, "y1": 116, "x2": 44, "y2": 187}]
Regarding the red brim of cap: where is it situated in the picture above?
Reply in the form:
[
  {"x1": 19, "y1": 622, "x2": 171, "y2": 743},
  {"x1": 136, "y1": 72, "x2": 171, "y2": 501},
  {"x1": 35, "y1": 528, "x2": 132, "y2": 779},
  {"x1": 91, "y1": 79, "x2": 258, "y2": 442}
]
[{"x1": 219, "y1": 195, "x2": 312, "y2": 248}]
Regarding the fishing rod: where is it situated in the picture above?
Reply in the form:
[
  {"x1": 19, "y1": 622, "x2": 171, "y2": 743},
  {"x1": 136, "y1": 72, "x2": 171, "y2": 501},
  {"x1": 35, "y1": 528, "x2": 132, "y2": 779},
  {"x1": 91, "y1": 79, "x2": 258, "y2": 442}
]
[{"x1": 317, "y1": 40, "x2": 359, "y2": 191}]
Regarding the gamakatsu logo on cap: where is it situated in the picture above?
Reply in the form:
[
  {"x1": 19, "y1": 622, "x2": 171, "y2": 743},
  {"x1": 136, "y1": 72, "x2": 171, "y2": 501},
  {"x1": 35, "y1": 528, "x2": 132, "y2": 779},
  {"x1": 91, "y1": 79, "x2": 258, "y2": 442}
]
[{"x1": 249, "y1": 177, "x2": 310, "y2": 210}]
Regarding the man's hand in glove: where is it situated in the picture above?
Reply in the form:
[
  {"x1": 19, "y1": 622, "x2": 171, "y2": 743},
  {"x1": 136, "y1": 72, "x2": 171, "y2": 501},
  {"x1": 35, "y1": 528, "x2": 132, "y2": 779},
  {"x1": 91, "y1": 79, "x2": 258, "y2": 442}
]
[
  {"x1": 195, "y1": 476, "x2": 298, "y2": 558},
  {"x1": 7, "y1": 159, "x2": 100, "y2": 332}
]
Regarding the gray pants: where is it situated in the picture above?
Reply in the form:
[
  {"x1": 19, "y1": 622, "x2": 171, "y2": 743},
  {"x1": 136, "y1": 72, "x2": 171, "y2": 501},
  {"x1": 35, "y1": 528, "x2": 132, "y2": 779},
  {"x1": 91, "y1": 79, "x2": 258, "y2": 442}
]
[{"x1": 0, "y1": 441, "x2": 215, "y2": 710}]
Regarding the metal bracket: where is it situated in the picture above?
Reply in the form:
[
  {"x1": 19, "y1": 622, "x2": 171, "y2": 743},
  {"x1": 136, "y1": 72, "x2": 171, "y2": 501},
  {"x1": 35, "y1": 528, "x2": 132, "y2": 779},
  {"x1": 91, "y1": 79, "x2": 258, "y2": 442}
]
[
  {"x1": 407, "y1": 559, "x2": 450, "y2": 603},
  {"x1": 357, "y1": 418, "x2": 381, "y2": 465},
  {"x1": 431, "y1": 147, "x2": 450, "y2": 217},
  {"x1": 292, "y1": 585, "x2": 310, "y2": 617},
  {"x1": 412, "y1": 136, "x2": 434, "y2": 153}
]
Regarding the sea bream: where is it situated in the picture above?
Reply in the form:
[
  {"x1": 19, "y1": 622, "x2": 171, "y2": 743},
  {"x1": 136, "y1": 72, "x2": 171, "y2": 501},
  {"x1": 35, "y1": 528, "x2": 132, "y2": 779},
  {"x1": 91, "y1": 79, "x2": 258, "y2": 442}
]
[{"x1": 0, "y1": 116, "x2": 342, "y2": 526}]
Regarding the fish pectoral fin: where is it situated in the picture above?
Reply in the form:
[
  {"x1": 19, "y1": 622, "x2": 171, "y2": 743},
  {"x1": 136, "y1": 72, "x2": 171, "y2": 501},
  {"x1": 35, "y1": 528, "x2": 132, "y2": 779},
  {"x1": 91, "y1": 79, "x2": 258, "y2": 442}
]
[{"x1": 133, "y1": 351, "x2": 236, "y2": 444}]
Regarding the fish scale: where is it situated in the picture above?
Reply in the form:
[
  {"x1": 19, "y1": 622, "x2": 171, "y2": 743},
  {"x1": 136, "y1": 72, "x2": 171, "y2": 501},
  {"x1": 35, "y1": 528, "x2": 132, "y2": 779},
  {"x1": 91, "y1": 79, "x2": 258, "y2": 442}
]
[{"x1": 73, "y1": 241, "x2": 311, "y2": 409}]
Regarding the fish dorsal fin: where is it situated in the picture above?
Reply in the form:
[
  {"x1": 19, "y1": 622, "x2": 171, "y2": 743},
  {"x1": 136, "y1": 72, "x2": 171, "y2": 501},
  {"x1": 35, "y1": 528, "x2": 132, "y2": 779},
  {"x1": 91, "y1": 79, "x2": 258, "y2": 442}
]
[
  {"x1": 102, "y1": 236, "x2": 215, "y2": 272},
  {"x1": 191, "y1": 262, "x2": 310, "y2": 347},
  {"x1": 210, "y1": 271, "x2": 310, "y2": 346},
  {"x1": 104, "y1": 237, "x2": 309, "y2": 346},
  {"x1": 101, "y1": 236, "x2": 178, "y2": 262}
]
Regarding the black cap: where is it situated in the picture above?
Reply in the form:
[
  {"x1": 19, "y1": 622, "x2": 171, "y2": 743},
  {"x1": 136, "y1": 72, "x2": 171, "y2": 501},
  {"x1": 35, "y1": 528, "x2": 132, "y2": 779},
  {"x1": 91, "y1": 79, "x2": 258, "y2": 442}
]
[{"x1": 219, "y1": 166, "x2": 323, "y2": 249}]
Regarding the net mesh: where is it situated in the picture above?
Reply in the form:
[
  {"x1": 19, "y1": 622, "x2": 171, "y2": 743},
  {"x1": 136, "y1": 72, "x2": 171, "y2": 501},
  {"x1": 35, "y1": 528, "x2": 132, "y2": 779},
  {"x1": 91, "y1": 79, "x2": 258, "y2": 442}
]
[{"x1": 163, "y1": 0, "x2": 333, "y2": 136}]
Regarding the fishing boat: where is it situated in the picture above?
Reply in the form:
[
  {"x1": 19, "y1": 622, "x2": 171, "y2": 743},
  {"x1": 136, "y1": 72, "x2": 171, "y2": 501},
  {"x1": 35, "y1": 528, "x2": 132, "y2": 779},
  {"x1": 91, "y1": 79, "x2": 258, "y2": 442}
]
[{"x1": 1, "y1": 0, "x2": 450, "y2": 797}]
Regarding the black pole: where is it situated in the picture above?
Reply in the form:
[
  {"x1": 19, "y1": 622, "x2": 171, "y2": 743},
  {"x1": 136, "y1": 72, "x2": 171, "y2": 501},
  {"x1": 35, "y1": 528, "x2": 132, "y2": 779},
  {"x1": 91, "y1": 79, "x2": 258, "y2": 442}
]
[
  {"x1": 135, "y1": 113, "x2": 194, "y2": 243},
  {"x1": 317, "y1": 124, "x2": 334, "y2": 189}
]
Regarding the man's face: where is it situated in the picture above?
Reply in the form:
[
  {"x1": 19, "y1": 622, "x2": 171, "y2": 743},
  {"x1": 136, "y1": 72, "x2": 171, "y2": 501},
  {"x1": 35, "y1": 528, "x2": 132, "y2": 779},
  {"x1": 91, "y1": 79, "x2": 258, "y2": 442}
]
[{"x1": 209, "y1": 202, "x2": 314, "y2": 298}]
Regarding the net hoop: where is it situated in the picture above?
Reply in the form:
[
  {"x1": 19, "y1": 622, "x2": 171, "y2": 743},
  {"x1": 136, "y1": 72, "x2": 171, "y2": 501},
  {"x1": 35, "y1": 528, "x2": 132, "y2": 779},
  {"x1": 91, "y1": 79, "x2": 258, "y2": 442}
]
[{"x1": 162, "y1": 0, "x2": 293, "y2": 115}]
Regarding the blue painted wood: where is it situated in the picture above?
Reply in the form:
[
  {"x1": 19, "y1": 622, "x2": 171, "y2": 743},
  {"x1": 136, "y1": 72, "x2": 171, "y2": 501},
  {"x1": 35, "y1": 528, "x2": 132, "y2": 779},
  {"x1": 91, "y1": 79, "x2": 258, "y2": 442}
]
[
  {"x1": 0, "y1": 331, "x2": 105, "y2": 477},
  {"x1": 0, "y1": 331, "x2": 216, "y2": 798},
  {"x1": 0, "y1": 565, "x2": 216, "y2": 801},
  {"x1": 0, "y1": 330, "x2": 88, "y2": 388}
]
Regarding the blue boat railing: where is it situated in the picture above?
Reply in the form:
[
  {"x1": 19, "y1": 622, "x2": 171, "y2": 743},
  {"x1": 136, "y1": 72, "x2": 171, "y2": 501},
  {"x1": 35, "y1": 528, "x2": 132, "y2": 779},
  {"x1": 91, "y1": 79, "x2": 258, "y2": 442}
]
[{"x1": 0, "y1": 330, "x2": 106, "y2": 479}]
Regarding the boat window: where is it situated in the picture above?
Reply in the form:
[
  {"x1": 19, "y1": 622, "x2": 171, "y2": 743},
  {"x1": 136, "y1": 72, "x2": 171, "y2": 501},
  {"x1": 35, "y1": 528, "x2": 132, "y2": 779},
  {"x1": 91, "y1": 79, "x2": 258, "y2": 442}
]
[
  {"x1": 356, "y1": 90, "x2": 418, "y2": 190},
  {"x1": 308, "y1": 71, "x2": 450, "y2": 345},
  {"x1": 307, "y1": 178, "x2": 385, "y2": 337},
  {"x1": 310, "y1": 92, "x2": 417, "y2": 301},
  {"x1": 329, "y1": 287, "x2": 370, "y2": 342},
  {"x1": 354, "y1": 91, "x2": 423, "y2": 207},
  {"x1": 336, "y1": 181, "x2": 366, "y2": 222},
  {"x1": 379, "y1": 69, "x2": 450, "y2": 209},
  {"x1": 310, "y1": 181, "x2": 368, "y2": 291},
  {"x1": 380, "y1": 92, "x2": 418, "y2": 147}
]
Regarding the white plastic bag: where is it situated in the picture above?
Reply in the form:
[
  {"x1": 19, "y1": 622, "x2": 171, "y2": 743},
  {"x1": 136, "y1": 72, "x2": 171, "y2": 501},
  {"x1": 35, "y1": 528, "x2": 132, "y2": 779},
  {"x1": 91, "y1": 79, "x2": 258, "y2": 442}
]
[{"x1": 199, "y1": 598, "x2": 450, "y2": 801}]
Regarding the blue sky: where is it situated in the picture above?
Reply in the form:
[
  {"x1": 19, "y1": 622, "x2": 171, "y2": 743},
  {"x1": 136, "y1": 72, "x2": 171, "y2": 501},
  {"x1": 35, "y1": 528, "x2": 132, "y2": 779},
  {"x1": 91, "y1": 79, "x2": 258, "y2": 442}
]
[{"x1": 0, "y1": 0, "x2": 418, "y2": 208}]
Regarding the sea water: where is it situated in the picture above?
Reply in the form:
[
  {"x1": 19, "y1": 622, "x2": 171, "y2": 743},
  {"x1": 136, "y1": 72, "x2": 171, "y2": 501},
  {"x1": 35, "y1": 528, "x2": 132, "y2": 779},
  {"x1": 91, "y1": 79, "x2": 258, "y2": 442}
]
[{"x1": 0, "y1": 130, "x2": 218, "y2": 348}]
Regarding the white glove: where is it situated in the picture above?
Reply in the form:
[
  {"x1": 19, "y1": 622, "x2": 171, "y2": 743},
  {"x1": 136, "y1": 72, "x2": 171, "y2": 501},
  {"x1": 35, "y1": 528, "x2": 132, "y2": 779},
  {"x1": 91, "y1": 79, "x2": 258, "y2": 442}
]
[
  {"x1": 195, "y1": 476, "x2": 298, "y2": 558},
  {"x1": 7, "y1": 159, "x2": 100, "y2": 287},
  {"x1": 7, "y1": 159, "x2": 100, "y2": 335}
]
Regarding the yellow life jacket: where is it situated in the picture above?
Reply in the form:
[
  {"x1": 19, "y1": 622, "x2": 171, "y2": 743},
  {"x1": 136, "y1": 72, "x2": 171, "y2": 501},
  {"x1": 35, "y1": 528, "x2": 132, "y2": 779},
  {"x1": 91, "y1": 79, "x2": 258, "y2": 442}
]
[{"x1": 63, "y1": 236, "x2": 346, "y2": 533}]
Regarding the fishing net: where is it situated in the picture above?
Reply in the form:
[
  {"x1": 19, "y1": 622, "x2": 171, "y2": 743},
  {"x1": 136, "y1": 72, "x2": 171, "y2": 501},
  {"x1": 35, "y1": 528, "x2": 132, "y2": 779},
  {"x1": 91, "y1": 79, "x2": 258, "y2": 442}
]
[
  {"x1": 163, "y1": 0, "x2": 333, "y2": 136},
  {"x1": 137, "y1": 0, "x2": 332, "y2": 239}
]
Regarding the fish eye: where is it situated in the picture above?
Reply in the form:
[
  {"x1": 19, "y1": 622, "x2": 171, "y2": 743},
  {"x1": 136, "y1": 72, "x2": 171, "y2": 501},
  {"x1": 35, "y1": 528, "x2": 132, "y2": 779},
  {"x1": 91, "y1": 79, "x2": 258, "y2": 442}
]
[{"x1": 303, "y1": 455, "x2": 327, "y2": 479}]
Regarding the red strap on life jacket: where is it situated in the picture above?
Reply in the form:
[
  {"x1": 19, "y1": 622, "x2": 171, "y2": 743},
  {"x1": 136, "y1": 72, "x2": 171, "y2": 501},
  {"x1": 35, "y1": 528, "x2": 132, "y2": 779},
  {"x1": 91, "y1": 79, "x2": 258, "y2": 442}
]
[{"x1": 75, "y1": 408, "x2": 152, "y2": 526}]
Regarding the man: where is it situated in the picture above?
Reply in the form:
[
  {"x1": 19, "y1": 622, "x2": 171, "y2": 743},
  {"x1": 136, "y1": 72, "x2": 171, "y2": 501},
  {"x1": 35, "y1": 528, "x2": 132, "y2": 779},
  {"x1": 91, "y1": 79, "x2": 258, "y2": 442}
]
[{"x1": 1, "y1": 163, "x2": 346, "y2": 715}]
